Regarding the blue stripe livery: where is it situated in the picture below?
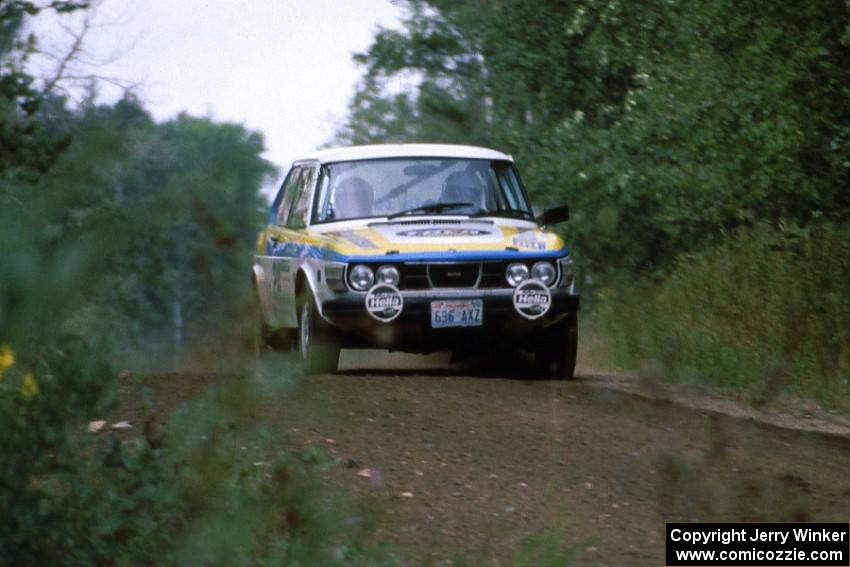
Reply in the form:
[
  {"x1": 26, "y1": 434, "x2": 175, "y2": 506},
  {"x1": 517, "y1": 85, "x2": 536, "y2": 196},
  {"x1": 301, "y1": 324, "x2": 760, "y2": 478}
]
[{"x1": 267, "y1": 241, "x2": 569, "y2": 263}]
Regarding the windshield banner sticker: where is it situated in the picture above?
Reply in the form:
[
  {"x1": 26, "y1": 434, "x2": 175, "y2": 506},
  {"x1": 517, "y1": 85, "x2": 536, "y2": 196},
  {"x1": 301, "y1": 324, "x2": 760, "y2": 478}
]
[
  {"x1": 365, "y1": 284, "x2": 404, "y2": 322},
  {"x1": 513, "y1": 279, "x2": 552, "y2": 319}
]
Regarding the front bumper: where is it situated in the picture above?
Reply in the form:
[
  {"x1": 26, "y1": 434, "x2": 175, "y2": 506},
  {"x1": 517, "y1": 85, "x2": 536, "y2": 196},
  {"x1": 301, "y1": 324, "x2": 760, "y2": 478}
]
[{"x1": 321, "y1": 288, "x2": 580, "y2": 351}]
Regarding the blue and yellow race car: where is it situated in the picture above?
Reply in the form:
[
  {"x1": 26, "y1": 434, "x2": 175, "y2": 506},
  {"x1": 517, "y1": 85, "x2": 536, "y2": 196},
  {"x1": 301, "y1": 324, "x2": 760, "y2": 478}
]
[{"x1": 253, "y1": 144, "x2": 579, "y2": 377}]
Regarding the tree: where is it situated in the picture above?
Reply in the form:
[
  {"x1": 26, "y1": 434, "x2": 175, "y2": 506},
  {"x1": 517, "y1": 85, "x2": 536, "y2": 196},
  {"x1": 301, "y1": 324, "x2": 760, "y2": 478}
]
[{"x1": 335, "y1": 0, "x2": 850, "y2": 277}]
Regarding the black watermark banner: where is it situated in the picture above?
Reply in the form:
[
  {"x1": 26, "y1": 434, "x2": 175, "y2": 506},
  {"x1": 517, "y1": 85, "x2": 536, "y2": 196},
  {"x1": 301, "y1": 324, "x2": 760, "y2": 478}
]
[{"x1": 666, "y1": 523, "x2": 849, "y2": 566}]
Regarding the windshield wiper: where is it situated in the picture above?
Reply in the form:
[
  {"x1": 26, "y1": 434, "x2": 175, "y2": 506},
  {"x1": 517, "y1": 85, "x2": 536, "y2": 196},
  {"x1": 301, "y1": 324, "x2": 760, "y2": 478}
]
[
  {"x1": 470, "y1": 208, "x2": 533, "y2": 219},
  {"x1": 387, "y1": 202, "x2": 475, "y2": 219}
]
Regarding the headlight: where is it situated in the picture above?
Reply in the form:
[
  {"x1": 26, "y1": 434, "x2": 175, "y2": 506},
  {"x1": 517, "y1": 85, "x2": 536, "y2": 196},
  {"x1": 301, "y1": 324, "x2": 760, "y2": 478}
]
[
  {"x1": 532, "y1": 261, "x2": 557, "y2": 286},
  {"x1": 376, "y1": 265, "x2": 400, "y2": 286},
  {"x1": 348, "y1": 264, "x2": 374, "y2": 290},
  {"x1": 505, "y1": 263, "x2": 530, "y2": 287}
]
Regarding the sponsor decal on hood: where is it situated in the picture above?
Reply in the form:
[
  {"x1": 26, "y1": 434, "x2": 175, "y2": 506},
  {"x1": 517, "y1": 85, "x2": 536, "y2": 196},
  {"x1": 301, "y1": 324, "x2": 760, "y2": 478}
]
[
  {"x1": 372, "y1": 222, "x2": 504, "y2": 245},
  {"x1": 329, "y1": 230, "x2": 380, "y2": 249},
  {"x1": 512, "y1": 230, "x2": 558, "y2": 251},
  {"x1": 396, "y1": 227, "x2": 491, "y2": 238}
]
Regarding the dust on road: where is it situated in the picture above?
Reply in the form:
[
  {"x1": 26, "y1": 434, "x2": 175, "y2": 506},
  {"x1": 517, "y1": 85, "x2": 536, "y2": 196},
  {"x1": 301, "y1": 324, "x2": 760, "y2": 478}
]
[{"x1": 134, "y1": 351, "x2": 850, "y2": 566}]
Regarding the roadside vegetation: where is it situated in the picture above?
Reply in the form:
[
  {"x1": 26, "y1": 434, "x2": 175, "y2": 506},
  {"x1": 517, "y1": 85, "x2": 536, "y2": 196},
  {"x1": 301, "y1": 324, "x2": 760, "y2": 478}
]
[
  {"x1": 333, "y1": 0, "x2": 850, "y2": 409},
  {"x1": 599, "y1": 222, "x2": 850, "y2": 410},
  {"x1": 1, "y1": 2, "x2": 393, "y2": 564}
]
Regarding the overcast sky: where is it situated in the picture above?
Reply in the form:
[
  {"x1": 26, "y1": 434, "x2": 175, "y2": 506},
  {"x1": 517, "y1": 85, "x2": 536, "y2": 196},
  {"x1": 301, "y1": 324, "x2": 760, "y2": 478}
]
[{"x1": 28, "y1": 0, "x2": 402, "y2": 181}]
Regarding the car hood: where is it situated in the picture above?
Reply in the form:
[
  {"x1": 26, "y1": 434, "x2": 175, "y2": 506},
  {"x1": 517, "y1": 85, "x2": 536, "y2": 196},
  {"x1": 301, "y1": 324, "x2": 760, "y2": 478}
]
[{"x1": 308, "y1": 218, "x2": 567, "y2": 260}]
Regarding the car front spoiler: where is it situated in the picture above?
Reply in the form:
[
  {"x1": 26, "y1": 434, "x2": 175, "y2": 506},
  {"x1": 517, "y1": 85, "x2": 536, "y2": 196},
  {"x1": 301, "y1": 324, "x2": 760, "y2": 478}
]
[{"x1": 321, "y1": 288, "x2": 579, "y2": 350}]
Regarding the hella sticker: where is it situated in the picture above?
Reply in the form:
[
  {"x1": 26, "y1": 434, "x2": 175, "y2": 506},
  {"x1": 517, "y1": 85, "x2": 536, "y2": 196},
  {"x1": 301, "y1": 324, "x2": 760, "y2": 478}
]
[
  {"x1": 365, "y1": 284, "x2": 404, "y2": 322},
  {"x1": 513, "y1": 279, "x2": 552, "y2": 320}
]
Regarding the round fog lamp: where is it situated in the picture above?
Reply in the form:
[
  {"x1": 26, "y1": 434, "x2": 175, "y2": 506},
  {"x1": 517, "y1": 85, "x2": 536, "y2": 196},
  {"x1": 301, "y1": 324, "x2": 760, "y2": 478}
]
[
  {"x1": 376, "y1": 265, "x2": 400, "y2": 286},
  {"x1": 532, "y1": 261, "x2": 557, "y2": 286},
  {"x1": 505, "y1": 263, "x2": 530, "y2": 287},
  {"x1": 348, "y1": 264, "x2": 375, "y2": 291}
]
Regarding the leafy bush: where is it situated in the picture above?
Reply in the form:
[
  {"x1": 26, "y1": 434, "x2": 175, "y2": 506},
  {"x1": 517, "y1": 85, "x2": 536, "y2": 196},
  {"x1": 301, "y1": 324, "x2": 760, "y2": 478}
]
[
  {"x1": 0, "y1": 192, "x2": 394, "y2": 564},
  {"x1": 598, "y1": 222, "x2": 850, "y2": 409},
  {"x1": 336, "y1": 0, "x2": 850, "y2": 283},
  {"x1": 2, "y1": 6, "x2": 390, "y2": 559}
]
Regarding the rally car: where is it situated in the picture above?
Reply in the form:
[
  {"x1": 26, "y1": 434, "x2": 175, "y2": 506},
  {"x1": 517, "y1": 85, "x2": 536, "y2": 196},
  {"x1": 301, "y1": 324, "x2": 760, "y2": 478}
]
[{"x1": 253, "y1": 144, "x2": 579, "y2": 377}]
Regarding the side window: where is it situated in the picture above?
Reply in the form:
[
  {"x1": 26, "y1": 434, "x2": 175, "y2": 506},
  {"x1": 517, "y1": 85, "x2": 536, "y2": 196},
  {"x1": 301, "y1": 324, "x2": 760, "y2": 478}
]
[
  {"x1": 312, "y1": 166, "x2": 331, "y2": 223},
  {"x1": 492, "y1": 162, "x2": 530, "y2": 212},
  {"x1": 285, "y1": 167, "x2": 316, "y2": 229},
  {"x1": 275, "y1": 168, "x2": 303, "y2": 226}
]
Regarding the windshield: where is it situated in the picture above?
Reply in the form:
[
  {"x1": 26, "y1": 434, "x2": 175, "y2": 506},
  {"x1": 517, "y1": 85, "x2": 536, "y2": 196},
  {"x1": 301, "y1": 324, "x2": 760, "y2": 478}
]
[{"x1": 311, "y1": 158, "x2": 532, "y2": 223}]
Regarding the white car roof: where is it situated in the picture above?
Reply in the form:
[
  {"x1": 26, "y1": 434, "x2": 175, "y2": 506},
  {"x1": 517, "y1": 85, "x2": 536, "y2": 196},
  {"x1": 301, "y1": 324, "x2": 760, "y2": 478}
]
[{"x1": 294, "y1": 144, "x2": 513, "y2": 165}]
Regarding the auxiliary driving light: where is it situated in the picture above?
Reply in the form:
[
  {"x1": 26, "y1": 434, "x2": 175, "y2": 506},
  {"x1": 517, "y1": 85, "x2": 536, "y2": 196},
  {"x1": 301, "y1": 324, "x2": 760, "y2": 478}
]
[
  {"x1": 348, "y1": 264, "x2": 375, "y2": 291},
  {"x1": 505, "y1": 263, "x2": 530, "y2": 287},
  {"x1": 531, "y1": 261, "x2": 557, "y2": 286},
  {"x1": 376, "y1": 265, "x2": 400, "y2": 286}
]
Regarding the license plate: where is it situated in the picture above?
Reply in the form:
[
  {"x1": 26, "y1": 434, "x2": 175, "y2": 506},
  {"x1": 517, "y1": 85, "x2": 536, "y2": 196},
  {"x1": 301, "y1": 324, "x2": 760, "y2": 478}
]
[{"x1": 430, "y1": 300, "x2": 483, "y2": 328}]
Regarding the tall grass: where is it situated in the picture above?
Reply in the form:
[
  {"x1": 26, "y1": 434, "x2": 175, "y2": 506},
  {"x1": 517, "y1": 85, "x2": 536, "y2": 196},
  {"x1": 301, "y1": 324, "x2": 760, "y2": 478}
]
[{"x1": 598, "y1": 222, "x2": 850, "y2": 410}]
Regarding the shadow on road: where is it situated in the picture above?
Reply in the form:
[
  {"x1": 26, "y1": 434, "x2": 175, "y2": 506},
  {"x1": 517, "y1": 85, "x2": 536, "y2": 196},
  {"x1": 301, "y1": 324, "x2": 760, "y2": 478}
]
[{"x1": 337, "y1": 348, "x2": 591, "y2": 381}]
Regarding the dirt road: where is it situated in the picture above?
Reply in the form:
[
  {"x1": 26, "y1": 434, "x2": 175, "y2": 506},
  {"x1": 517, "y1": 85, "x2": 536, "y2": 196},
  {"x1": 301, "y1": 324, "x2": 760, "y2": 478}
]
[{"x1": 135, "y1": 351, "x2": 850, "y2": 565}]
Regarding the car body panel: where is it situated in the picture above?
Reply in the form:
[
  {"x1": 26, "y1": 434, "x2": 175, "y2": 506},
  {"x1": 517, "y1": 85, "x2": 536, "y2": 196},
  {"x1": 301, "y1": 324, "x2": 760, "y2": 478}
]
[
  {"x1": 254, "y1": 217, "x2": 568, "y2": 328},
  {"x1": 257, "y1": 218, "x2": 567, "y2": 260},
  {"x1": 252, "y1": 144, "x2": 578, "y2": 350},
  {"x1": 294, "y1": 143, "x2": 513, "y2": 164}
]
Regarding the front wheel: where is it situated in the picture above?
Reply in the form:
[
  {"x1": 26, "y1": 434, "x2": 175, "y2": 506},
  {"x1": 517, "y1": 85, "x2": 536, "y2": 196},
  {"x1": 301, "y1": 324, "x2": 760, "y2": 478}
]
[
  {"x1": 297, "y1": 287, "x2": 341, "y2": 374},
  {"x1": 253, "y1": 283, "x2": 295, "y2": 353},
  {"x1": 533, "y1": 311, "x2": 578, "y2": 379}
]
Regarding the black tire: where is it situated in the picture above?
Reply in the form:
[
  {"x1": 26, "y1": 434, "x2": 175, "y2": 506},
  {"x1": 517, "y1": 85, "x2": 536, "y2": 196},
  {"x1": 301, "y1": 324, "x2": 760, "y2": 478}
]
[
  {"x1": 255, "y1": 300, "x2": 271, "y2": 354},
  {"x1": 252, "y1": 283, "x2": 272, "y2": 354},
  {"x1": 533, "y1": 311, "x2": 578, "y2": 379},
  {"x1": 296, "y1": 286, "x2": 340, "y2": 374},
  {"x1": 254, "y1": 284, "x2": 295, "y2": 353}
]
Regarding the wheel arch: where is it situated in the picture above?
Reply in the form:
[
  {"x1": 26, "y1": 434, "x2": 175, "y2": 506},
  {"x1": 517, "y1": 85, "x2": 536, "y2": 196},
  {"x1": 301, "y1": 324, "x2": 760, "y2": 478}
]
[
  {"x1": 251, "y1": 263, "x2": 264, "y2": 288},
  {"x1": 294, "y1": 265, "x2": 323, "y2": 315}
]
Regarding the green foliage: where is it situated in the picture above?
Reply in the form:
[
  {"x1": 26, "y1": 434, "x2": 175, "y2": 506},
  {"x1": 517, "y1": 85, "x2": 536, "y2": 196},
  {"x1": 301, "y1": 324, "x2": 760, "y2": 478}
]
[
  {"x1": 510, "y1": 523, "x2": 592, "y2": 567},
  {"x1": 12, "y1": 96, "x2": 276, "y2": 354},
  {"x1": 337, "y1": 0, "x2": 850, "y2": 409},
  {"x1": 336, "y1": 0, "x2": 850, "y2": 279},
  {"x1": 1, "y1": 5, "x2": 395, "y2": 564},
  {"x1": 336, "y1": 1, "x2": 491, "y2": 146},
  {"x1": 598, "y1": 222, "x2": 850, "y2": 409},
  {"x1": 0, "y1": 2, "x2": 84, "y2": 181},
  {"x1": 0, "y1": 341, "x2": 393, "y2": 565},
  {"x1": 0, "y1": 165, "x2": 173, "y2": 564},
  {"x1": 0, "y1": 347, "x2": 176, "y2": 565},
  {"x1": 1, "y1": 195, "x2": 388, "y2": 562},
  {"x1": 161, "y1": 373, "x2": 395, "y2": 566}
]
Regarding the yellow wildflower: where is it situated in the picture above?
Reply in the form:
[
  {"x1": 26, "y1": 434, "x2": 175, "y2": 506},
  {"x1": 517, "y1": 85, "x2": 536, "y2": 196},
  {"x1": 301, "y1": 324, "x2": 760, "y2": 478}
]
[
  {"x1": 0, "y1": 345, "x2": 14, "y2": 376},
  {"x1": 21, "y1": 372, "x2": 39, "y2": 398}
]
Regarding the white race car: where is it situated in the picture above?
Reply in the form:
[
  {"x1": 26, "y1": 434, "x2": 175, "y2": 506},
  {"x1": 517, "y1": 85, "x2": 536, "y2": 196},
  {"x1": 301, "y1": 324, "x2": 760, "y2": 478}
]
[{"x1": 253, "y1": 144, "x2": 579, "y2": 377}]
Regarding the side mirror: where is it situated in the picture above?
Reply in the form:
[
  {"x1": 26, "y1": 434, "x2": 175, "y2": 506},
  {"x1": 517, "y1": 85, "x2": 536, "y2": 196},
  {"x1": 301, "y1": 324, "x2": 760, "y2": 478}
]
[{"x1": 538, "y1": 205, "x2": 569, "y2": 225}]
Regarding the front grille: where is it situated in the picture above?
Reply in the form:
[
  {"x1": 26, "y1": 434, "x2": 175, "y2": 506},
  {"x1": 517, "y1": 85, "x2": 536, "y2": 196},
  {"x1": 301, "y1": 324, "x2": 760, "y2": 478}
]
[
  {"x1": 427, "y1": 263, "x2": 480, "y2": 288},
  {"x1": 401, "y1": 264, "x2": 429, "y2": 289},
  {"x1": 480, "y1": 262, "x2": 507, "y2": 288},
  {"x1": 348, "y1": 260, "x2": 553, "y2": 290}
]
